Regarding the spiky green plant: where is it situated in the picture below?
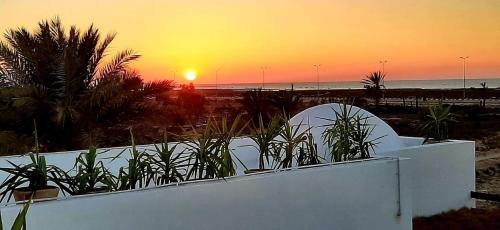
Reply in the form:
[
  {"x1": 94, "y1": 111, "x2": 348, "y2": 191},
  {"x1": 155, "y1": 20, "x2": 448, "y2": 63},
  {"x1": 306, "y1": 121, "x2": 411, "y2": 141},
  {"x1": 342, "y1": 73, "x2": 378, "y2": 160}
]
[
  {"x1": 0, "y1": 198, "x2": 31, "y2": 230},
  {"x1": 210, "y1": 115, "x2": 249, "y2": 177},
  {"x1": 249, "y1": 114, "x2": 282, "y2": 170},
  {"x1": 297, "y1": 132, "x2": 321, "y2": 166},
  {"x1": 50, "y1": 146, "x2": 112, "y2": 195},
  {"x1": 0, "y1": 121, "x2": 61, "y2": 202},
  {"x1": 110, "y1": 129, "x2": 154, "y2": 190},
  {"x1": 276, "y1": 116, "x2": 309, "y2": 169},
  {"x1": 150, "y1": 131, "x2": 188, "y2": 185},
  {"x1": 350, "y1": 116, "x2": 379, "y2": 159},
  {"x1": 422, "y1": 102, "x2": 455, "y2": 143},
  {"x1": 321, "y1": 103, "x2": 379, "y2": 162},
  {"x1": 183, "y1": 121, "x2": 221, "y2": 180}
]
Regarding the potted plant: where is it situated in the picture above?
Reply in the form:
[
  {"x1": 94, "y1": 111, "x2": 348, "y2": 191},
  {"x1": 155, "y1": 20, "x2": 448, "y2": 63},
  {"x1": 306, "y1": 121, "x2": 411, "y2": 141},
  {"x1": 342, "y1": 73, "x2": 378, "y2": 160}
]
[
  {"x1": 50, "y1": 146, "x2": 113, "y2": 195},
  {"x1": 0, "y1": 123, "x2": 60, "y2": 202},
  {"x1": 245, "y1": 114, "x2": 282, "y2": 174}
]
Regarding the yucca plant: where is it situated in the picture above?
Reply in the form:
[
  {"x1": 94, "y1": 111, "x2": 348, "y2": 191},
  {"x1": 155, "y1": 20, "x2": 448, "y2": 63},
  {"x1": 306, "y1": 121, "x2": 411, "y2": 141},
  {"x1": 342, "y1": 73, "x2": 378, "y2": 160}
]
[
  {"x1": 248, "y1": 114, "x2": 282, "y2": 171},
  {"x1": 210, "y1": 115, "x2": 249, "y2": 177},
  {"x1": 183, "y1": 121, "x2": 221, "y2": 180},
  {"x1": 50, "y1": 146, "x2": 113, "y2": 195},
  {"x1": 0, "y1": 199, "x2": 31, "y2": 230},
  {"x1": 0, "y1": 121, "x2": 61, "y2": 202},
  {"x1": 276, "y1": 116, "x2": 309, "y2": 169},
  {"x1": 110, "y1": 129, "x2": 155, "y2": 190},
  {"x1": 321, "y1": 104, "x2": 357, "y2": 162},
  {"x1": 421, "y1": 102, "x2": 455, "y2": 143},
  {"x1": 297, "y1": 132, "x2": 321, "y2": 166},
  {"x1": 321, "y1": 103, "x2": 379, "y2": 162},
  {"x1": 350, "y1": 116, "x2": 380, "y2": 159},
  {"x1": 150, "y1": 131, "x2": 188, "y2": 185}
]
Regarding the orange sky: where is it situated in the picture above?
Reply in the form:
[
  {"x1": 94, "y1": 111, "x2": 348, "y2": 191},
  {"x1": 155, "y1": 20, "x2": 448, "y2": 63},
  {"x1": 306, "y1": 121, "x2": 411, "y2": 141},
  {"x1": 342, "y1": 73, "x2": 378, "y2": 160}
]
[{"x1": 2, "y1": 0, "x2": 500, "y2": 84}]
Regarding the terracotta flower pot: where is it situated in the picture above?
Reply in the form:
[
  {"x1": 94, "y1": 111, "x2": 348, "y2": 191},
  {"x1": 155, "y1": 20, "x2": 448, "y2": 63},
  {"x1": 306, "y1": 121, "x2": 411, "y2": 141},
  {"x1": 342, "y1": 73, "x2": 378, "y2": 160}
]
[{"x1": 13, "y1": 186, "x2": 60, "y2": 202}]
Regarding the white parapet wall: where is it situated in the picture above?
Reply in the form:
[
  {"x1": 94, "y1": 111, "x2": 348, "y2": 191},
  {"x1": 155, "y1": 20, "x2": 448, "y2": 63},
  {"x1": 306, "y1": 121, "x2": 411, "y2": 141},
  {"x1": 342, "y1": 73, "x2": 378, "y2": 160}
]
[
  {"x1": 379, "y1": 137, "x2": 476, "y2": 217},
  {"x1": 1, "y1": 158, "x2": 412, "y2": 230}
]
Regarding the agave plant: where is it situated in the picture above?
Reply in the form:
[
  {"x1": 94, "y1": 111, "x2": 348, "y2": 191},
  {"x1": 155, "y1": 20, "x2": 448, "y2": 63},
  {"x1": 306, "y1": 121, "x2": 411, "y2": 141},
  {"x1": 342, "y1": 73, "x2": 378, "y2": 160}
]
[
  {"x1": 421, "y1": 102, "x2": 455, "y2": 143},
  {"x1": 150, "y1": 131, "x2": 188, "y2": 185},
  {"x1": 249, "y1": 114, "x2": 282, "y2": 170},
  {"x1": 50, "y1": 146, "x2": 113, "y2": 195}
]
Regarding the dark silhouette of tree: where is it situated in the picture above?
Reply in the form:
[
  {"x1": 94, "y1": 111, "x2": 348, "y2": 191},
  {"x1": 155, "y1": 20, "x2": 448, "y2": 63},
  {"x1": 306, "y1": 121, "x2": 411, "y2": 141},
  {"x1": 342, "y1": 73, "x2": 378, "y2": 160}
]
[
  {"x1": 270, "y1": 88, "x2": 300, "y2": 118},
  {"x1": 240, "y1": 88, "x2": 272, "y2": 123},
  {"x1": 177, "y1": 83, "x2": 206, "y2": 122},
  {"x1": 361, "y1": 71, "x2": 385, "y2": 107},
  {"x1": 0, "y1": 17, "x2": 173, "y2": 148}
]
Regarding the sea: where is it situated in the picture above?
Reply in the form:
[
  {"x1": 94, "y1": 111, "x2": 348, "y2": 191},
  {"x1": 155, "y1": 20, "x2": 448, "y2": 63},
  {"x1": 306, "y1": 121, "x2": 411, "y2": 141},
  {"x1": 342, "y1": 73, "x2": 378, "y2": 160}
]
[{"x1": 194, "y1": 78, "x2": 500, "y2": 90}]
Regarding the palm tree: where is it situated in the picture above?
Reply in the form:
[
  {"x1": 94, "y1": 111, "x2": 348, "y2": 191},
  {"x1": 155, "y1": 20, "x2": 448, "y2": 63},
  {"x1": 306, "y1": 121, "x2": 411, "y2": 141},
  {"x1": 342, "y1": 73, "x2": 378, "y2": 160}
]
[
  {"x1": 0, "y1": 18, "x2": 173, "y2": 148},
  {"x1": 361, "y1": 71, "x2": 385, "y2": 107}
]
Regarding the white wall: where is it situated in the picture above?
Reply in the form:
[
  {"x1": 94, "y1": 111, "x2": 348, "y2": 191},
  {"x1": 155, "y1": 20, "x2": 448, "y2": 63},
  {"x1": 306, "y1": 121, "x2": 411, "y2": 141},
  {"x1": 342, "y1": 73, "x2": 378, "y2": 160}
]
[
  {"x1": 380, "y1": 137, "x2": 475, "y2": 217},
  {"x1": 1, "y1": 158, "x2": 412, "y2": 230}
]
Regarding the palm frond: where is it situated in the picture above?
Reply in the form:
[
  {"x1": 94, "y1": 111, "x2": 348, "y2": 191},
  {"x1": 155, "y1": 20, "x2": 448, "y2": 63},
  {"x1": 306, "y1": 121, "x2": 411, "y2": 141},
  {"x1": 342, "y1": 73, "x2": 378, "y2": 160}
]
[{"x1": 98, "y1": 50, "x2": 140, "y2": 78}]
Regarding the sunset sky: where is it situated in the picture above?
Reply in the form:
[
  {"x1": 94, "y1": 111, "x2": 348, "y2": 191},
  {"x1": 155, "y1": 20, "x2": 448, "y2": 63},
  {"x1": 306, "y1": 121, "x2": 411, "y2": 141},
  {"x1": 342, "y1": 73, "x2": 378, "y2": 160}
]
[{"x1": 1, "y1": 0, "x2": 500, "y2": 84}]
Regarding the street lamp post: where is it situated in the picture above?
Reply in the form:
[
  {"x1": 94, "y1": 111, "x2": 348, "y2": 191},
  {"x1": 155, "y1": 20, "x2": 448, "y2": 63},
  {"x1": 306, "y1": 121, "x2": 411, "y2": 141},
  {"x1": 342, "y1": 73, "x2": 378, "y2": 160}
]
[
  {"x1": 261, "y1": 66, "x2": 267, "y2": 89},
  {"x1": 459, "y1": 56, "x2": 469, "y2": 99},
  {"x1": 314, "y1": 64, "x2": 321, "y2": 99}
]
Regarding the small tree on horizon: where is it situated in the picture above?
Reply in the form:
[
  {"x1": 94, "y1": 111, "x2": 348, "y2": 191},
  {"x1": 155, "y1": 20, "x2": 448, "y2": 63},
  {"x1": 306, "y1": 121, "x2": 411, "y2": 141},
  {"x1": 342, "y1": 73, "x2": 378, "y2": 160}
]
[{"x1": 361, "y1": 71, "x2": 385, "y2": 107}]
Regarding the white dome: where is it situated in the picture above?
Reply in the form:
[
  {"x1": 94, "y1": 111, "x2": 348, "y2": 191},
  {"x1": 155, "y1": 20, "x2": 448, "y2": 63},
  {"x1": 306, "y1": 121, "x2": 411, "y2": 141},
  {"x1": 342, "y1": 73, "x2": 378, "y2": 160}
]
[{"x1": 289, "y1": 103, "x2": 404, "y2": 155}]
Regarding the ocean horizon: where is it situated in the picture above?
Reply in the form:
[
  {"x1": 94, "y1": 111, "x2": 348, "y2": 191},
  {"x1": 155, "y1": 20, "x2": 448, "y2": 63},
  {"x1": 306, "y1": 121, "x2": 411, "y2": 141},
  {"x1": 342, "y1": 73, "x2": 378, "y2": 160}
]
[{"x1": 194, "y1": 78, "x2": 500, "y2": 90}]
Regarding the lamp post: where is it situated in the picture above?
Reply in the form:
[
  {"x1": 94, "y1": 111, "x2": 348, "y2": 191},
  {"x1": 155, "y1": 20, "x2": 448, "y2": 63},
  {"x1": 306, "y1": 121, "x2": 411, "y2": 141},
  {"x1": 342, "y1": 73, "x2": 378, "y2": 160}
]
[
  {"x1": 459, "y1": 56, "x2": 469, "y2": 99},
  {"x1": 261, "y1": 66, "x2": 267, "y2": 89},
  {"x1": 314, "y1": 64, "x2": 321, "y2": 99}
]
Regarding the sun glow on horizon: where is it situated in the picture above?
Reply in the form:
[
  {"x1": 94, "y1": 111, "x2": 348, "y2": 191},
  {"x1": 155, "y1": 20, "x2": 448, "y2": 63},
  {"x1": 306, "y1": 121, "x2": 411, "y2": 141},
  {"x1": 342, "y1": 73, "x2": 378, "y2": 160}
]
[
  {"x1": 185, "y1": 70, "x2": 197, "y2": 81},
  {"x1": 2, "y1": 0, "x2": 500, "y2": 83}
]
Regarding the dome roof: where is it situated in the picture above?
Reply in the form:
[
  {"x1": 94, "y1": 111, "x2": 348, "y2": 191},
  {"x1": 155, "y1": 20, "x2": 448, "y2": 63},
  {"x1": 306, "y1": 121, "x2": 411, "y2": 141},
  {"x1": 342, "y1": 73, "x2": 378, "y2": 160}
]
[{"x1": 289, "y1": 103, "x2": 404, "y2": 155}]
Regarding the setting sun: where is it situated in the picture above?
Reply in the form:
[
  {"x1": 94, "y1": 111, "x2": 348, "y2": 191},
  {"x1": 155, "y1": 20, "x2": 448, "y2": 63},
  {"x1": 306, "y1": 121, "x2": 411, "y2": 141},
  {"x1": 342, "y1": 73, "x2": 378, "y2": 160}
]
[{"x1": 185, "y1": 71, "x2": 197, "y2": 81}]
